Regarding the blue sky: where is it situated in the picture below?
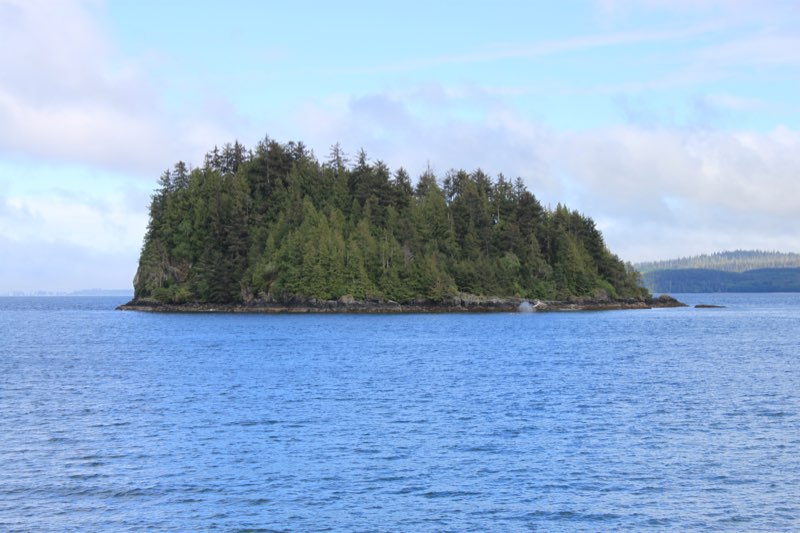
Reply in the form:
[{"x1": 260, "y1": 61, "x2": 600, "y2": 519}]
[{"x1": 1, "y1": 0, "x2": 799, "y2": 292}]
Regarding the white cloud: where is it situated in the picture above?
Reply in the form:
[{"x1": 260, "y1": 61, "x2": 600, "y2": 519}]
[
  {"x1": 289, "y1": 86, "x2": 800, "y2": 262},
  {"x1": 0, "y1": 0, "x2": 239, "y2": 291},
  {"x1": 0, "y1": 0, "x2": 160, "y2": 169},
  {"x1": 0, "y1": 234, "x2": 138, "y2": 292},
  {"x1": 293, "y1": 89, "x2": 559, "y2": 194},
  {"x1": 0, "y1": 188, "x2": 147, "y2": 291},
  {"x1": 699, "y1": 33, "x2": 800, "y2": 68},
  {"x1": 563, "y1": 125, "x2": 800, "y2": 215},
  {"x1": 1, "y1": 0, "x2": 797, "y2": 290},
  {"x1": 704, "y1": 93, "x2": 767, "y2": 112},
  {"x1": 560, "y1": 125, "x2": 800, "y2": 260},
  {"x1": 340, "y1": 22, "x2": 722, "y2": 75},
  {"x1": 0, "y1": 86, "x2": 174, "y2": 171},
  {"x1": 594, "y1": 0, "x2": 791, "y2": 22},
  {"x1": 0, "y1": 191, "x2": 147, "y2": 254},
  {"x1": 0, "y1": 0, "x2": 236, "y2": 173},
  {"x1": 592, "y1": 0, "x2": 800, "y2": 96}
]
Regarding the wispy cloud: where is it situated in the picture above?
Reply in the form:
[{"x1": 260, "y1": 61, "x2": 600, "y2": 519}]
[
  {"x1": 0, "y1": 187, "x2": 146, "y2": 291},
  {"x1": 704, "y1": 93, "x2": 768, "y2": 112},
  {"x1": 591, "y1": 0, "x2": 800, "y2": 102},
  {"x1": 0, "y1": 234, "x2": 139, "y2": 292},
  {"x1": 2, "y1": 0, "x2": 798, "y2": 291},
  {"x1": 555, "y1": 123, "x2": 800, "y2": 259},
  {"x1": 594, "y1": 0, "x2": 793, "y2": 23},
  {"x1": 0, "y1": 191, "x2": 147, "y2": 254},
  {"x1": 699, "y1": 33, "x2": 800, "y2": 68},
  {"x1": 337, "y1": 22, "x2": 724, "y2": 74},
  {"x1": 562, "y1": 125, "x2": 800, "y2": 216},
  {"x1": 0, "y1": 0, "x2": 237, "y2": 173},
  {"x1": 290, "y1": 85, "x2": 800, "y2": 261}
]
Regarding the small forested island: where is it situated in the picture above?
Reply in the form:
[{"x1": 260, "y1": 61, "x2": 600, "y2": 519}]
[
  {"x1": 120, "y1": 138, "x2": 682, "y2": 313},
  {"x1": 637, "y1": 251, "x2": 800, "y2": 293}
]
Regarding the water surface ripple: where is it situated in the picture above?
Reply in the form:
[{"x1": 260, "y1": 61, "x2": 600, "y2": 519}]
[{"x1": 1, "y1": 294, "x2": 799, "y2": 531}]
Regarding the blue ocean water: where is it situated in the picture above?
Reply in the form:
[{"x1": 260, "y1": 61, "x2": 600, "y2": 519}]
[{"x1": 1, "y1": 294, "x2": 799, "y2": 532}]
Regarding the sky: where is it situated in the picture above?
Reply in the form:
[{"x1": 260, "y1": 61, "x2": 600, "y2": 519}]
[{"x1": 1, "y1": 0, "x2": 799, "y2": 292}]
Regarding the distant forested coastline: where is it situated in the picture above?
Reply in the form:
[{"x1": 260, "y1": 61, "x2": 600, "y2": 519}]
[
  {"x1": 642, "y1": 268, "x2": 800, "y2": 293},
  {"x1": 636, "y1": 251, "x2": 800, "y2": 293},
  {"x1": 636, "y1": 250, "x2": 800, "y2": 274},
  {"x1": 129, "y1": 138, "x2": 648, "y2": 307}
]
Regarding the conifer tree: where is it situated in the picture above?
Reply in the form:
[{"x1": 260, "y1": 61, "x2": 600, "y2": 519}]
[{"x1": 132, "y1": 138, "x2": 649, "y2": 304}]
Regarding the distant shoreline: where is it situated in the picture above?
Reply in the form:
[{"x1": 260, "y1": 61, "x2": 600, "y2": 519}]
[
  {"x1": 117, "y1": 294, "x2": 686, "y2": 314},
  {"x1": 1, "y1": 290, "x2": 133, "y2": 297}
]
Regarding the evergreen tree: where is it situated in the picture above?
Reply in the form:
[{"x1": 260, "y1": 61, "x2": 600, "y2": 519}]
[{"x1": 132, "y1": 138, "x2": 649, "y2": 304}]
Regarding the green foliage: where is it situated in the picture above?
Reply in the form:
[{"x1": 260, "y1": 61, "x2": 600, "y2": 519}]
[{"x1": 132, "y1": 138, "x2": 648, "y2": 303}]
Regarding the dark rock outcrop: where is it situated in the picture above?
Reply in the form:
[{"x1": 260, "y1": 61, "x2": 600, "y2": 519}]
[{"x1": 117, "y1": 293, "x2": 687, "y2": 313}]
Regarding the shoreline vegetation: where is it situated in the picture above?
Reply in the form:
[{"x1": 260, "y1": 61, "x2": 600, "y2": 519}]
[
  {"x1": 118, "y1": 294, "x2": 685, "y2": 313},
  {"x1": 127, "y1": 138, "x2": 678, "y2": 312}
]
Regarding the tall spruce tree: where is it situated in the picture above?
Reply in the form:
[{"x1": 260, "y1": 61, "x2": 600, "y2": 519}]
[{"x1": 132, "y1": 138, "x2": 649, "y2": 304}]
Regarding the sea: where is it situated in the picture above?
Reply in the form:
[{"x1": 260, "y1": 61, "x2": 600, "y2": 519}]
[{"x1": 1, "y1": 293, "x2": 798, "y2": 532}]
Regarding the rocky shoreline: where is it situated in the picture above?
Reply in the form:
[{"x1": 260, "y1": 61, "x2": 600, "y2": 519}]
[{"x1": 117, "y1": 294, "x2": 686, "y2": 314}]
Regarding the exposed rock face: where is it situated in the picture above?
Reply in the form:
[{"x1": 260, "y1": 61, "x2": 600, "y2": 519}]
[
  {"x1": 645, "y1": 294, "x2": 687, "y2": 308},
  {"x1": 117, "y1": 293, "x2": 687, "y2": 313}
]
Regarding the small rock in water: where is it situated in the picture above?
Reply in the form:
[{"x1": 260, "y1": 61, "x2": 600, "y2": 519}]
[{"x1": 695, "y1": 304, "x2": 726, "y2": 308}]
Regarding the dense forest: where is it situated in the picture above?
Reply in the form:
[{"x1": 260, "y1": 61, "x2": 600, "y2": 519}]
[
  {"x1": 133, "y1": 138, "x2": 647, "y2": 305},
  {"x1": 636, "y1": 250, "x2": 800, "y2": 274}
]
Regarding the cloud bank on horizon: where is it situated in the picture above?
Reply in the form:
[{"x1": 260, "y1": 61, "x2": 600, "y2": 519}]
[{"x1": 0, "y1": 0, "x2": 798, "y2": 292}]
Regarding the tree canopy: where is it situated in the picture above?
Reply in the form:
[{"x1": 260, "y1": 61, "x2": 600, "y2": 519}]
[{"x1": 134, "y1": 137, "x2": 647, "y2": 304}]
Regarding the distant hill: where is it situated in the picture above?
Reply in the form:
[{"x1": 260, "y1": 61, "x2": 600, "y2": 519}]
[
  {"x1": 0, "y1": 289, "x2": 133, "y2": 297},
  {"x1": 636, "y1": 251, "x2": 800, "y2": 293},
  {"x1": 642, "y1": 268, "x2": 800, "y2": 293},
  {"x1": 636, "y1": 250, "x2": 800, "y2": 274}
]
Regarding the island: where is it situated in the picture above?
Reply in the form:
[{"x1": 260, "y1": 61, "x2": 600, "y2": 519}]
[{"x1": 119, "y1": 138, "x2": 684, "y2": 313}]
